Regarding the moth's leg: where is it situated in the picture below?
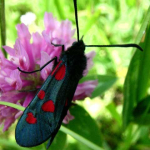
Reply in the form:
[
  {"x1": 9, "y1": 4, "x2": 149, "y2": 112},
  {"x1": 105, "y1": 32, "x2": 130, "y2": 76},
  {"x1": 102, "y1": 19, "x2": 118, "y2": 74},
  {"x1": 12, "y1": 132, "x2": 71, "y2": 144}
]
[
  {"x1": 51, "y1": 42, "x2": 65, "y2": 52},
  {"x1": 18, "y1": 57, "x2": 57, "y2": 74}
]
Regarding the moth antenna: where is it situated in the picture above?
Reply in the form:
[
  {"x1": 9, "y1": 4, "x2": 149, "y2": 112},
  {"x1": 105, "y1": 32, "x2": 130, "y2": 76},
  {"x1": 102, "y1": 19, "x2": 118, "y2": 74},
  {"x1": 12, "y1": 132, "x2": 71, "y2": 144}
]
[
  {"x1": 85, "y1": 44, "x2": 143, "y2": 51},
  {"x1": 73, "y1": 0, "x2": 80, "y2": 42}
]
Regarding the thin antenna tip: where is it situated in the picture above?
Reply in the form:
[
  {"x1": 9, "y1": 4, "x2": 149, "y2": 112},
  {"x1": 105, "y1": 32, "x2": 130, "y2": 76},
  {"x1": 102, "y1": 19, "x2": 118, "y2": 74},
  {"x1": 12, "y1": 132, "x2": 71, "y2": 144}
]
[{"x1": 134, "y1": 44, "x2": 143, "y2": 51}]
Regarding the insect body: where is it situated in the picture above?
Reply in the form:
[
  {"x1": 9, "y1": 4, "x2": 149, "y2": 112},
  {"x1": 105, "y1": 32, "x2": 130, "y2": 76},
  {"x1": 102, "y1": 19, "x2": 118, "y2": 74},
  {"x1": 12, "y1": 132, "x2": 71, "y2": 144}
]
[
  {"x1": 15, "y1": 0, "x2": 143, "y2": 148},
  {"x1": 15, "y1": 40, "x2": 86, "y2": 148}
]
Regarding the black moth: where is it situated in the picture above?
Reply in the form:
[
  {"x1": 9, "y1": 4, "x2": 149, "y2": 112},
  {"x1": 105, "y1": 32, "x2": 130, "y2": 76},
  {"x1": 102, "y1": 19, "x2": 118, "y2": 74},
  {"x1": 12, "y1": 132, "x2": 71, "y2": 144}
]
[{"x1": 15, "y1": 0, "x2": 143, "y2": 149}]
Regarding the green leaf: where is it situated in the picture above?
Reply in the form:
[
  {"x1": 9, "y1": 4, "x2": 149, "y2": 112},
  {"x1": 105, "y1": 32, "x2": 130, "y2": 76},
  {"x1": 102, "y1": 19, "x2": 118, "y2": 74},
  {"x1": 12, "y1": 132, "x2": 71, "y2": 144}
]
[
  {"x1": 65, "y1": 105, "x2": 103, "y2": 148},
  {"x1": 49, "y1": 131, "x2": 67, "y2": 150},
  {"x1": 80, "y1": 75, "x2": 117, "y2": 98},
  {"x1": 133, "y1": 96, "x2": 150, "y2": 125},
  {"x1": 122, "y1": 7, "x2": 150, "y2": 129},
  {"x1": 122, "y1": 50, "x2": 143, "y2": 130},
  {"x1": 106, "y1": 102, "x2": 122, "y2": 126},
  {"x1": 136, "y1": 28, "x2": 150, "y2": 101},
  {"x1": 0, "y1": 139, "x2": 32, "y2": 150},
  {"x1": 117, "y1": 125, "x2": 149, "y2": 150}
]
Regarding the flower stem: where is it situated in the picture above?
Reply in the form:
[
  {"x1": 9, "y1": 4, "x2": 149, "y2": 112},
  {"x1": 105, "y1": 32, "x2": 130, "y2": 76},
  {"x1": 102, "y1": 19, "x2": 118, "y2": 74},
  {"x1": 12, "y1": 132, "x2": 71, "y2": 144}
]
[
  {"x1": 60, "y1": 126, "x2": 104, "y2": 150},
  {"x1": 0, "y1": 101, "x2": 25, "y2": 111},
  {"x1": 0, "y1": 0, "x2": 7, "y2": 57}
]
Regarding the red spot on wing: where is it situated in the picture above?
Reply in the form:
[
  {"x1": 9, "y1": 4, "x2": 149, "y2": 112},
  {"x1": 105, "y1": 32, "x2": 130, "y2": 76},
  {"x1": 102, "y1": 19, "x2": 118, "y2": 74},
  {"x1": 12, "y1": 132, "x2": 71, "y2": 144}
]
[
  {"x1": 26, "y1": 112, "x2": 37, "y2": 124},
  {"x1": 51, "y1": 61, "x2": 66, "y2": 80},
  {"x1": 42, "y1": 100, "x2": 55, "y2": 112},
  {"x1": 37, "y1": 90, "x2": 45, "y2": 100}
]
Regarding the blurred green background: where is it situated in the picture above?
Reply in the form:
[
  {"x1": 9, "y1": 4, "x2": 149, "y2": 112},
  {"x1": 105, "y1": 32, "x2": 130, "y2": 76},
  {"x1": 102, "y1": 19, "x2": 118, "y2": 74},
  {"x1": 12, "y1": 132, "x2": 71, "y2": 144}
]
[{"x1": 0, "y1": 0, "x2": 150, "y2": 150}]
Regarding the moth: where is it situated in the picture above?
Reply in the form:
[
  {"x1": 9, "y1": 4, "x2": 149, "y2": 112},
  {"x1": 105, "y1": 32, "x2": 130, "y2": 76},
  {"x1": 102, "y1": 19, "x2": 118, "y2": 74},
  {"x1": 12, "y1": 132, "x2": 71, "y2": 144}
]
[{"x1": 15, "y1": 0, "x2": 143, "y2": 149}]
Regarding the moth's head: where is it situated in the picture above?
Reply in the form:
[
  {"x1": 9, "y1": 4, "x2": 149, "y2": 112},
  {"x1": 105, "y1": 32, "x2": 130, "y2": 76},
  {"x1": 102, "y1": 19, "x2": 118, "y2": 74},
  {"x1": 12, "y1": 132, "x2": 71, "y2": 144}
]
[
  {"x1": 72, "y1": 35, "x2": 85, "y2": 49},
  {"x1": 71, "y1": 39, "x2": 85, "y2": 51}
]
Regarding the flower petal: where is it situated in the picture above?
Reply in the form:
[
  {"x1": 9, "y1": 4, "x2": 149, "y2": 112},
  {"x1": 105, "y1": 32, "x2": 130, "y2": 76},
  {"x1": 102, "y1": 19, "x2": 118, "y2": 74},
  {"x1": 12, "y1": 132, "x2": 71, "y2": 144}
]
[
  {"x1": 3, "y1": 117, "x2": 15, "y2": 132},
  {"x1": 16, "y1": 23, "x2": 31, "y2": 41},
  {"x1": 63, "y1": 110, "x2": 74, "y2": 124},
  {"x1": 83, "y1": 51, "x2": 96, "y2": 76},
  {"x1": 73, "y1": 80, "x2": 98, "y2": 100},
  {"x1": 44, "y1": 13, "x2": 59, "y2": 33},
  {"x1": 23, "y1": 93, "x2": 34, "y2": 107},
  {"x1": 40, "y1": 51, "x2": 53, "y2": 80}
]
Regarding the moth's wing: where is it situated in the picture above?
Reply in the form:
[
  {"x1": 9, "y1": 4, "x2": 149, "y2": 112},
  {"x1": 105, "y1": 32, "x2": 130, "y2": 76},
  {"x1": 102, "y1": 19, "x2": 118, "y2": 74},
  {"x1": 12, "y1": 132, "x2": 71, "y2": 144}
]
[
  {"x1": 15, "y1": 62, "x2": 70, "y2": 147},
  {"x1": 44, "y1": 80, "x2": 79, "y2": 149}
]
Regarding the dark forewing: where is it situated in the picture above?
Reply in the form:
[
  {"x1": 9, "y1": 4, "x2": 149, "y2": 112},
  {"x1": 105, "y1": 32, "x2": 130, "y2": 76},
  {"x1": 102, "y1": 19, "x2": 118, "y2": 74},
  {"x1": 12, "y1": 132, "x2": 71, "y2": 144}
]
[
  {"x1": 15, "y1": 41, "x2": 87, "y2": 147},
  {"x1": 15, "y1": 61, "x2": 70, "y2": 147}
]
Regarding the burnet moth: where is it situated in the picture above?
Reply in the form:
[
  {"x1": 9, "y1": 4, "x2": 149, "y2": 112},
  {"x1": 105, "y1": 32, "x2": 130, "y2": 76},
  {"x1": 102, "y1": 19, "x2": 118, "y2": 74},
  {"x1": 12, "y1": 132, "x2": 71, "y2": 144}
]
[{"x1": 15, "y1": 0, "x2": 143, "y2": 149}]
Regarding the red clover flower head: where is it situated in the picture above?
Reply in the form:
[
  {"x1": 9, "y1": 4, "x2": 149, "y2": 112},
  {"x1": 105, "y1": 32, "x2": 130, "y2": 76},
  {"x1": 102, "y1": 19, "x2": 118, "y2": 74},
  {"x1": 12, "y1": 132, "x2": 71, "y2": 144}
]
[{"x1": 0, "y1": 13, "x2": 98, "y2": 131}]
